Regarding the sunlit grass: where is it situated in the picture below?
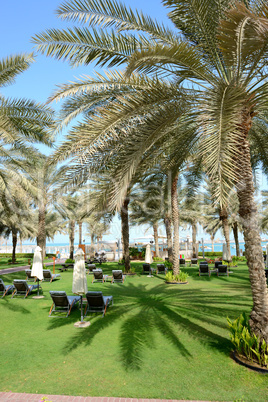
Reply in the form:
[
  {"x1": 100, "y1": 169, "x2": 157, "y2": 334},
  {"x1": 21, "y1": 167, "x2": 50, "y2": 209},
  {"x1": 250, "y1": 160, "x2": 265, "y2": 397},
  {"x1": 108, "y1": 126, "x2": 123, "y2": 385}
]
[{"x1": 0, "y1": 261, "x2": 267, "y2": 401}]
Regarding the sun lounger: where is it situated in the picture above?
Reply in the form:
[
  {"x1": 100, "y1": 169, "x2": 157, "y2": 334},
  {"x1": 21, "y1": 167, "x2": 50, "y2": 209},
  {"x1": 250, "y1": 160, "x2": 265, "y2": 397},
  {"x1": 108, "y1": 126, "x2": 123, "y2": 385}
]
[
  {"x1": 12, "y1": 280, "x2": 40, "y2": 298},
  {"x1": 25, "y1": 269, "x2": 36, "y2": 282},
  {"x1": 111, "y1": 270, "x2": 125, "y2": 283},
  {"x1": 199, "y1": 263, "x2": 210, "y2": 276},
  {"x1": 142, "y1": 264, "x2": 151, "y2": 274},
  {"x1": 92, "y1": 269, "x2": 107, "y2": 283},
  {"x1": 179, "y1": 258, "x2": 186, "y2": 267},
  {"x1": 43, "y1": 269, "x2": 61, "y2": 283},
  {"x1": 84, "y1": 291, "x2": 113, "y2": 317},
  {"x1": 191, "y1": 258, "x2": 198, "y2": 266},
  {"x1": 49, "y1": 291, "x2": 80, "y2": 317},
  {"x1": 87, "y1": 264, "x2": 96, "y2": 273},
  {"x1": 0, "y1": 279, "x2": 14, "y2": 298},
  {"x1": 156, "y1": 264, "x2": 167, "y2": 274},
  {"x1": 217, "y1": 264, "x2": 229, "y2": 276}
]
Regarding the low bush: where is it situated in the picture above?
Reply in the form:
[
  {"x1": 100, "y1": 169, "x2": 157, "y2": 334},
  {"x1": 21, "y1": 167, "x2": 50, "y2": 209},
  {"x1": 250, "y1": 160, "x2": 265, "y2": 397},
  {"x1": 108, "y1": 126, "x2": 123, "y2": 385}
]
[
  {"x1": 153, "y1": 256, "x2": 164, "y2": 262},
  {"x1": 227, "y1": 313, "x2": 268, "y2": 367},
  {"x1": 165, "y1": 270, "x2": 188, "y2": 283},
  {"x1": 65, "y1": 258, "x2": 75, "y2": 264}
]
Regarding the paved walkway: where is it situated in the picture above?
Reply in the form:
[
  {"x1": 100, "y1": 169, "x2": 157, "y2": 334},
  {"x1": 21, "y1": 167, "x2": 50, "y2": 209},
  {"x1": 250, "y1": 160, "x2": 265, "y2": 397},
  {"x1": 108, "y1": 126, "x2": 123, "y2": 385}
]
[
  {"x1": 0, "y1": 394, "x2": 208, "y2": 401},
  {"x1": 0, "y1": 259, "x2": 66, "y2": 275}
]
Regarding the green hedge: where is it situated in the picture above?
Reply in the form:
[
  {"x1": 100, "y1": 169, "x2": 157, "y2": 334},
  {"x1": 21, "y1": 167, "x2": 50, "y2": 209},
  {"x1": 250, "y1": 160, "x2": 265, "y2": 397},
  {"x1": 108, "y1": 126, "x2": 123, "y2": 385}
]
[
  {"x1": 0, "y1": 253, "x2": 56, "y2": 258},
  {"x1": 198, "y1": 251, "x2": 223, "y2": 256}
]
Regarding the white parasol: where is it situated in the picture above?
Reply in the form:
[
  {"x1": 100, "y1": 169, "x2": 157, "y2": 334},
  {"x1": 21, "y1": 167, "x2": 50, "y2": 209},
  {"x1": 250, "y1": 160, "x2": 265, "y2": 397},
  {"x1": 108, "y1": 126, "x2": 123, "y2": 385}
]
[
  {"x1": 72, "y1": 248, "x2": 89, "y2": 327},
  {"x1": 145, "y1": 243, "x2": 153, "y2": 264},
  {"x1": 31, "y1": 246, "x2": 43, "y2": 297}
]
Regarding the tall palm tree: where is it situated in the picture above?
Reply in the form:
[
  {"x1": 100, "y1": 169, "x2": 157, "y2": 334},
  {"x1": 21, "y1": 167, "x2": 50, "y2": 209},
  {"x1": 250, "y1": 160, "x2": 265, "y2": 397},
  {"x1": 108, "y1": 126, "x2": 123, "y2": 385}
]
[{"x1": 34, "y1": 0, "x2": 268, "y2": 340}]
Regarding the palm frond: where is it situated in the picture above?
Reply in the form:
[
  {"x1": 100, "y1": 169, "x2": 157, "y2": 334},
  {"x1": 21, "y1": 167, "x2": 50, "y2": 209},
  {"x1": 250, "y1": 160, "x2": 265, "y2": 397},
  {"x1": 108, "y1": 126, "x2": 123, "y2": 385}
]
[{"x1": 57, "y1": 0, "x2": 179, "y2": 44}]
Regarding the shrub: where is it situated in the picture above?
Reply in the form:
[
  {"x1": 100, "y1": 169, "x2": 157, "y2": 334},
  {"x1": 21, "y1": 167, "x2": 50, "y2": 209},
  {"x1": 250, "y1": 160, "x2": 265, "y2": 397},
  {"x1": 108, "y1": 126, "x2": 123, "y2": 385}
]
[
  {"x1": 164, "y1": 260, "x2": 173, "y2": 269},
  {"x1": 165, "y1": 270, "x2": 188, "y2": 283},
  {"x1": 153, "y1": 256, "x2": 164, "y2": 262},
  {"x1": 227, "y1": 313, "x2": 268, "y2": 367},
  {"x1": 129, "y1": 247, "x2": 140, "y2": 257}
]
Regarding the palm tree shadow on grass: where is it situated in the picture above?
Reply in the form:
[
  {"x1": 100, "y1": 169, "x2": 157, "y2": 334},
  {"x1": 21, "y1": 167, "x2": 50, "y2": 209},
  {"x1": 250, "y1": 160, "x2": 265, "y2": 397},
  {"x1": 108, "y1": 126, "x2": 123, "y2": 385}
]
[{"x1": 54, "y1": 281, "x2": 251, "y2": 370}]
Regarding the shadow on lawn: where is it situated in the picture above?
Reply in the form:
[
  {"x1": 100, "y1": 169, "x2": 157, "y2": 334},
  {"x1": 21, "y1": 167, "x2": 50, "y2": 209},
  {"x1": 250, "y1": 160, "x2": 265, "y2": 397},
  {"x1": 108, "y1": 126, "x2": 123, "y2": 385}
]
[{"x1": 48, "y1": 280, "x2": 249, "y2": 371}]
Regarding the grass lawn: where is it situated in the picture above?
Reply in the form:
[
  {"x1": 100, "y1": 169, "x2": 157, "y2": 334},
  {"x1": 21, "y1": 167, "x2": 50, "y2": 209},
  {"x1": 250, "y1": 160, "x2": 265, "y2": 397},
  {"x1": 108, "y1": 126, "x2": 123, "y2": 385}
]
[
  {"x1": 0, "y1": 261, "x2": 267, "y2": 401},
  {"x1": 0, "y1": 256, "x2": 53, "y2": 270}
]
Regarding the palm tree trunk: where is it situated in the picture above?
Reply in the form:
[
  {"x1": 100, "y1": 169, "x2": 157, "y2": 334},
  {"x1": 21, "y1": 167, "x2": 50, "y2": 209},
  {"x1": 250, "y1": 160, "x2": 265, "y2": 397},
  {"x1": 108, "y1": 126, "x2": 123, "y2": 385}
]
[
  {"x1": 37, "y1": 203, "x2": 46, "y2": 260},
  {"x1": 211, "y1": 235, "x2": 215, "y2": 253},
  {"x1": 164, "y1": 215, "x2": 173, "y2": 261},
  {"x1": 69, "y1": 219, "x2": 75, "y2": 260},
  {"x1": 78, "y1": 221, "x2": 82, "y2": 245},
  {"x1": 91, "y1": 234, "x2": 95, "y2": 256},
  {"x1": 220, "y1": 206, "x2": 231, "y2": 261},
  {"x1": 233, "y1": 222, "x2": 240, "y2": 257},
  {"x1": 153, "y1": 222, "x2": 160, "y2": 258},
  {"x1": 192, "y1": 222, "x2": 197, "y2": 258},
  {"x1": 11, "y1": 230, "x2": 17, "y2": 264},
  {"x1": 171, "y1": 173, "x2": 180, "y2": 275},
  {"x1": 120, "y1": 197, "x2": 130, "y2": 272},
  {"x1": 236, "y1": 119, "x2": 268, "y2": 342}
]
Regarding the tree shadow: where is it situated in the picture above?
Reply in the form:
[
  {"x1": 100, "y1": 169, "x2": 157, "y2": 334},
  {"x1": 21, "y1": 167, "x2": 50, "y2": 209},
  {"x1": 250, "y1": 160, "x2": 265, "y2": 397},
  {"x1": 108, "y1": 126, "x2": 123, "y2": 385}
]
[{"x1": 52, "y1": 280, "x2": 250, "y2": 371}]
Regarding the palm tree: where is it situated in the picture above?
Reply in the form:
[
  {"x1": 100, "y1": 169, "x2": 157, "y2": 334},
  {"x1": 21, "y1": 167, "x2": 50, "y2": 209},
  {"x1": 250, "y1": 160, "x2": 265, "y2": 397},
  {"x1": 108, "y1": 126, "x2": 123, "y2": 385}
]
[
  {"x1": 0, "y1": 175, "x2": 36, "y2": 263},
  {"x1": 0, "y1": 54, "x2": 53, "y2": 163},
  {"x1": 33, "y1": 0, "x2": 268, "y2": 340}
]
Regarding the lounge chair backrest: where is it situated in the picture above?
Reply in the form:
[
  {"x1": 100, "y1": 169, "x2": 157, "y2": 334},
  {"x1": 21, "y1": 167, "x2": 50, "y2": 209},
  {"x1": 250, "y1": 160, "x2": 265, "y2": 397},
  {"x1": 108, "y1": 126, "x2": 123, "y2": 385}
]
[
  {"x1": 25, "y1": 269, "x2": 35, "y2": 279},
  {"x1": 199, "y1": 265, "x2": 209, "y2": 273},
  {"x1": 218, "y1": 264, "x2": 227, "y2": 273},
  {"x1": 88, "y1": 264, "x2": 96, "y2": 271},
  {"x1": 157, "y1": 264, "x2": 165, "y2": 272},
  {"x1": 13, "y1": 280, "x2": 29, "y2": 291},
  {"x1": 93, "y1": 269, "x2": 103, "y2": 279},
  {"x1": 112, "y1": 270, "x2": 123, "y2": 279},
  {"x1": 49, "y1": 291, "x2": 69, "y2": 307},
  {"x1": 43, "y1": 270, "x2": 52, "y2": 279},
  {"x1": 180, "y1": 259, "x2": 185, "y2": 264},
  {"x1": 214, "y1": 261, "x2": 221, "y2": 268},
  {"x1": 143, "y1": 264, "x2": 150, "y2": 272},
  {"x1": 86, "y1": 291, "x2": 104, "y2": 310},
  {"x1": 191, "y1": 258, "x2": 198, "y2": 264},
  {"x1": 200, "y1": 261, "x2": 208, "y2": 266},
  {"x1": 0, "y1": 279, "x2": 5, "y2": 291}
]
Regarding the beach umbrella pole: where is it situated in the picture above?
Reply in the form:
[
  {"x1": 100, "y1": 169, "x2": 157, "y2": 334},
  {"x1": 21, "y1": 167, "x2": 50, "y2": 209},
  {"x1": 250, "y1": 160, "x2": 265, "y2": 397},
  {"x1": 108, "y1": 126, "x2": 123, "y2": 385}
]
[{"x1": 80, "y1": 295, "x2": 84, "y2": 323}]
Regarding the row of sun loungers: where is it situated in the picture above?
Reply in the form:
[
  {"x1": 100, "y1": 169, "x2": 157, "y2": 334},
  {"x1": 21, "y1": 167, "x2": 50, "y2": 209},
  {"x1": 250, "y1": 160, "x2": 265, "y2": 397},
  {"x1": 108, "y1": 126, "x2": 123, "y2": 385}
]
[
  {"x1": 25, "y1": 269, "x2": 61, "y2": 282},
  {"x1": 49, "y1": 291, "x2": 113, "y2": 318}
]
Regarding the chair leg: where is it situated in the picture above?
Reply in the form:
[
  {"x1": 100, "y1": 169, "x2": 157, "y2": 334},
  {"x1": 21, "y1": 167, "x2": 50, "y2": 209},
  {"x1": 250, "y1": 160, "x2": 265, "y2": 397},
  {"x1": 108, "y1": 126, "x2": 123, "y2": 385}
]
[
  {"x1": 49, "y1": 303, "x2": 54, "y2": 316},
  {"x1": 11, "y1": 289, "x2": 16, "y2": 298}
]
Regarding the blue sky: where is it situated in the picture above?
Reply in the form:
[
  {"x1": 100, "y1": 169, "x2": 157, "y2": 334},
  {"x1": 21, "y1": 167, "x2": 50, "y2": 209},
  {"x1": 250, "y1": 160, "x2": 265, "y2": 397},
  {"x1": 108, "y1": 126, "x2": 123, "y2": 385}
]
[
  {"x1": 1, "y1": 1, "x2": 266, "y2": 245},
  {"x1": 1, "y1": 0, "x2": 179, "y2": 245}
]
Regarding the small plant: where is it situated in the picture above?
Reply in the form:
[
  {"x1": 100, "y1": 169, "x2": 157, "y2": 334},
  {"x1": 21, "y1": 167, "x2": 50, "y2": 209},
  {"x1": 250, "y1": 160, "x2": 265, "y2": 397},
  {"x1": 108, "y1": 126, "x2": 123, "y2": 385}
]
[
  {"x1": 65, "y1": 258, "x2": 74, "y2": 264},
  {"x1": 164, "y1": 260, "x2": 173, "y2": 269},
  {"x1": 40, "y1": 397, "x2": 52, "y2": 402},
  {"x1": 178, "y1": 271, "x2": 189, "y2": 282},
  {"x1": 227, "y1": 313, "x2": 268, "y2": 367},
  {"x1": 165, "y1": 270, "x2": 188, "y2": 283},
  {"x1": 153, "y1": 256, "x2": 164, "y2": 262},
  {"x1": 129, "y1": 267, "x2": 136, "y2": 274},
  {"x1": 165, "y1": 271, "x2": 174, "y2": 282}
]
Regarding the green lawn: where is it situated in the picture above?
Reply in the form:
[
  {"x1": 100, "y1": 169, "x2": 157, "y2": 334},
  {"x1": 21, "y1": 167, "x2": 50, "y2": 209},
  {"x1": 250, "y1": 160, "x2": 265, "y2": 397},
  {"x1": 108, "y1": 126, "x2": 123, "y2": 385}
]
[
  {"x1": 0, "y1": 256, "x2": 53, "y2": 270},
  {"x1": 0, "y1": 261, "x2": 267, "y2": 401}
]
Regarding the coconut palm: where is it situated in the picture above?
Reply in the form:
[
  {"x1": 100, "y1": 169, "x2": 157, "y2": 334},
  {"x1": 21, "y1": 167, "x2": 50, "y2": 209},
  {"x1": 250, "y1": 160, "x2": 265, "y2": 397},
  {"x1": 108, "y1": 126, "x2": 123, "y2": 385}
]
[{"x1": 33, "y1": 0, "x2": 268, "y2": 339}]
